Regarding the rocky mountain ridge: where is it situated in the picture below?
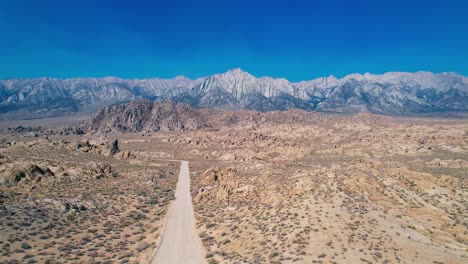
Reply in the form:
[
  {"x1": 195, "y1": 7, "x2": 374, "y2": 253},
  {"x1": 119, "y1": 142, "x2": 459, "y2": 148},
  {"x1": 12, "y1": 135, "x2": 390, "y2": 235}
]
[
  {"x1": 1, "y1": 69, "x2": 466, "y2": 118},
  {"x1": 76, "y1": 100, "x2": 390, "y2": 134}
]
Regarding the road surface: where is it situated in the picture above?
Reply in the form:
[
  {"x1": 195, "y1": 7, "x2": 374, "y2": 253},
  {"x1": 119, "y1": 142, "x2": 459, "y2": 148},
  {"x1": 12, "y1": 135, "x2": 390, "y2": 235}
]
[{"x1": 151, "y1": 161, "x2": 205, "y2": 264}]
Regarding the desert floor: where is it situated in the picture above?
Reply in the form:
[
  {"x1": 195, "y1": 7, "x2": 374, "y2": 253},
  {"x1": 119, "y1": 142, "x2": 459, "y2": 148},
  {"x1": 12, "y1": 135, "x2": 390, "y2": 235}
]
[{"x1": 0, "y1": 114, "x2": 467, "y2": 263}]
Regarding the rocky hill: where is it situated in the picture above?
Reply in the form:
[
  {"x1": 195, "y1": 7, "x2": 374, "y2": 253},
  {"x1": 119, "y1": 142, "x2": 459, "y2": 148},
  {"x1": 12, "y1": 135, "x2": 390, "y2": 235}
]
[
  {"x1": 1, "y1": 69, "x2": 467, "y2": 119},
  {"x1": 78, "y1": 100, "x2": 210, "y2": 133},
  {"x1": 77, "y1": 100, "x2": 389, "y2": 134}
]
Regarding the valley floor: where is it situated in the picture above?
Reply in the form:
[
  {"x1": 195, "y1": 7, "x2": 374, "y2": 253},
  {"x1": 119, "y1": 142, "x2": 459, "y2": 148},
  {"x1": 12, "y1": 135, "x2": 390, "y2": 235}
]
[{"x1": 0, "y1": 114, "x2": 467, "y2": 263}]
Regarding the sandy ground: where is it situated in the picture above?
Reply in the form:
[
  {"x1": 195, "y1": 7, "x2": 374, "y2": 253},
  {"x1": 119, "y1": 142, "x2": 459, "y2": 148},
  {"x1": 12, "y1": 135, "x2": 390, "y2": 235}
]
[
  {"x1": 0, "y1": 137, "x2": 179, "y2": 263},
  {"x1": 152, "y1": 161, "x2": 205, "y2": 264},
  {"x1": 0, "y1": 114, "x2": 89, "y2": 129}
]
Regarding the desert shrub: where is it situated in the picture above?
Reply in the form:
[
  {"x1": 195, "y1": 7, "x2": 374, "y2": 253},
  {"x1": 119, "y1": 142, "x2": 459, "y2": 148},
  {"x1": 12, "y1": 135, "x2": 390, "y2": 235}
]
[
  {"x1": 205, "y1": 223, "x2": 216, "y2": 229},
  {"x1": 81, "y1": 236, "x2": 92, "y2": 244},
  {"x1": 136, "y1": 242, "x2": 150, "y2": 252},
  {"x1": 269, "y1": 251, "x2": 279, "y2": 258},
  {"x1": 67, "y1": 212, "x2": 76, "y2": 221},
  {"x1": 21, "y1": 243, "x2": 31, "y2": 249}
]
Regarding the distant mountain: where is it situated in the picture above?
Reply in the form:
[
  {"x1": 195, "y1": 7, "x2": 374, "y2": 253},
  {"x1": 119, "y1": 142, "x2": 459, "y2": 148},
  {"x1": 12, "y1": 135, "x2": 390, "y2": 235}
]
[
  {"x1": 0, "y1": 76, "x2": 202, "y2": 119},
  {"x1": 1, "y1": 69, "x2": 467, "y2": 119},
  {"x1": 177, "y1": 68, "x2": 313, "y2": 111}
]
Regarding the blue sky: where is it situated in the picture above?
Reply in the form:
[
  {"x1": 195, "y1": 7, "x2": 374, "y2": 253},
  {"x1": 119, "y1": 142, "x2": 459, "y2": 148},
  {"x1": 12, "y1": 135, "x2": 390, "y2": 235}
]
[{"x1": 0, "y1": 0, "x2": 467, "y2": 81}]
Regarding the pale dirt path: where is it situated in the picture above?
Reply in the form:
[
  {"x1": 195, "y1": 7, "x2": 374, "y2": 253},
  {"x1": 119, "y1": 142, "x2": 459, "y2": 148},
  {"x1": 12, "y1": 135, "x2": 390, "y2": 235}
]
[{"x1": 151, "y1": 160, "x2": 205, "y2": 264}]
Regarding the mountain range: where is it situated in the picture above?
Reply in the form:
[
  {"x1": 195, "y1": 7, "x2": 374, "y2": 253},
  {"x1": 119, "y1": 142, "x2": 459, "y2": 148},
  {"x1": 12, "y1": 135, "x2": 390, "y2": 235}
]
[{"x1": 1, "y1": 69, "x2": 467, "y2": 119}]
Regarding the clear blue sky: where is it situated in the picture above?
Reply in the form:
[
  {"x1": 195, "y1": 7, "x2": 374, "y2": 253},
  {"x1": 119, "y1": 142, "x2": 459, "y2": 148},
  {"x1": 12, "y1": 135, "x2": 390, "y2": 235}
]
[{"x1": 0, "y1": 0, "x2": 467, "y2": 81}]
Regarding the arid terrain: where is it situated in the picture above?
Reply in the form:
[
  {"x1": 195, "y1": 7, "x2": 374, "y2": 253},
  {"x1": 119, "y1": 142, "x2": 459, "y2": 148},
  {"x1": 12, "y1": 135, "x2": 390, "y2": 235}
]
[
  {"x1": 0, "y1": 135, "x2": 178, "y2": 263},
  {"x1": 185, "y1": 116, "x2": 467, "y2": 264},
  {"x1": 0, "y1": 103, "x2": 467, "y2": 264}
]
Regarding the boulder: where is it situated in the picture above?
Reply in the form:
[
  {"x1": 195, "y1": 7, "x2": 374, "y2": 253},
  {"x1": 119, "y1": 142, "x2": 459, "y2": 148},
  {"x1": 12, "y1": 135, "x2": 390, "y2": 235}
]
[
  {"x1": 0, "y1": 153, "x2": 10, "y2": 164},
  {"x1": 195, "y1": 166, "x2": 239, "y2": 202},
  {"x1": 220, "y1": 153, "x2": 236, "y2": 161},
  {"x1": 62, "y1": 202, "x2": 87, "y2": 213},
  {"x1": 110, "y1": 139, "x2": 119, "y2": 155},
  {"x1": 87, "y1": 162, "x2": 116, "y2": 178},
  {"x1": 0, "y1": 138, "x2": 9, "y2": 148}
]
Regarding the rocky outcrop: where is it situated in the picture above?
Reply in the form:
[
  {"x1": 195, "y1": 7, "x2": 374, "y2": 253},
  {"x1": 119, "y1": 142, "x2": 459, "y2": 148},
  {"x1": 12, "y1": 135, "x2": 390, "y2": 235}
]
[
  {"x1": 76, "y1": 100, "x2": 391, "y2": 134},
  {"x1": 0, "y1": 162, "x2": 55, "y2": 185},
  {"x1": 0, "y1": 153, "x2": 9, "y2": 164},
  {"x1": 194, "y1": 166, "x2": 240, "y2": 202},
  {"x1": 87, "y1": 162, "x2": 116, "y2": 179},
  {"x1": 77, "y1": 100, "x2": 210, "y2": 134}
]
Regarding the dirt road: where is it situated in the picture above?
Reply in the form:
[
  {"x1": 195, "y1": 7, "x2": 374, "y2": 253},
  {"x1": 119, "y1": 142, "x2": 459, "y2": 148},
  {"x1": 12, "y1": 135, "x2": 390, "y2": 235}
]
[{"x1": 151, "y1": 161, "x2": 205, "y2": 264}]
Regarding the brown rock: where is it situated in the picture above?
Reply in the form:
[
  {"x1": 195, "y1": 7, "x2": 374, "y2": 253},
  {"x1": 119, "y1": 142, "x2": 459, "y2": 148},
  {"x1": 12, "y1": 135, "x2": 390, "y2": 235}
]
[{"x1": 0, "y1": 162, "x2": 55, "y2": 185}]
